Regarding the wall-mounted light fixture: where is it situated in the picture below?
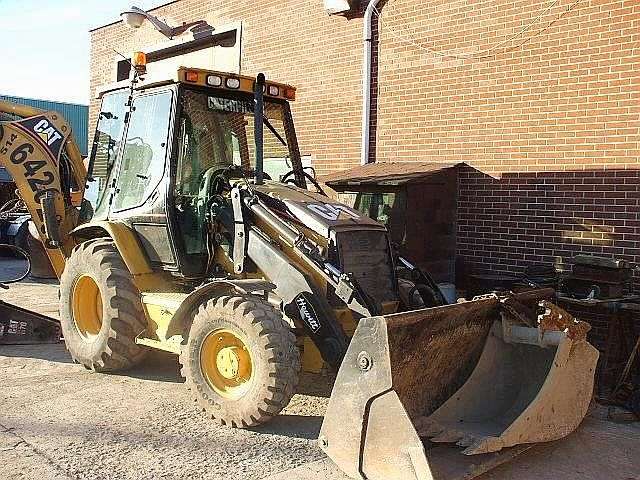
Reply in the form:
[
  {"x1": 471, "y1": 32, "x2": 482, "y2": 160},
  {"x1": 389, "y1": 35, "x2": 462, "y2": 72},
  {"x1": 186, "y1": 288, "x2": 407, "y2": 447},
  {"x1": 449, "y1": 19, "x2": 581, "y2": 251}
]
[
  {"x1": 120, "y1": 6, "x2": 208, "y2": 39},
  {"x1": 323, "y1": 0, "x2": 359, "y2": 15}
]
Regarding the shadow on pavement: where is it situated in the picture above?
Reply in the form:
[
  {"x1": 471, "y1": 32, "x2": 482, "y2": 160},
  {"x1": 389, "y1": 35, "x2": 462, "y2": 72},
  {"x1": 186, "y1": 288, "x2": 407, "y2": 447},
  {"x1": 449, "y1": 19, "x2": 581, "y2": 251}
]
[
  {"x1": 297, "y1": 373, "x2": 334, "y2": 398},
  {"x1": 21, "y1": 277, "x2": 59, "y2": 285},
  {"x1": 0, "y1": 344, "x2": 183, "y2": 384},
  {"x1": 0, "y1": 342, "x2": 73, "y2": 364},
  {"x1": 254, "y1": 414, "x2": 324, "y2": 440},
  {"x1": 113, "y1": 350, "x2": 184, "y2": 384}
]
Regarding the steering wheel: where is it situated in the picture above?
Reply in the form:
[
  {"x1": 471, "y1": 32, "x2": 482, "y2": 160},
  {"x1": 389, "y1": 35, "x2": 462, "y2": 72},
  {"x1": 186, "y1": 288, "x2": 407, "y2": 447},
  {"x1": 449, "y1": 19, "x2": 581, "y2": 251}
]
[
  {"x1": 201, "y1": 166, "x2": 237, "y2": 197},
  {"x1": 201, "y1": 165, "x2": 274, "y2": 199},
  {"x1": 281, "y1": 169, "x2": 325, "y2": 195}
]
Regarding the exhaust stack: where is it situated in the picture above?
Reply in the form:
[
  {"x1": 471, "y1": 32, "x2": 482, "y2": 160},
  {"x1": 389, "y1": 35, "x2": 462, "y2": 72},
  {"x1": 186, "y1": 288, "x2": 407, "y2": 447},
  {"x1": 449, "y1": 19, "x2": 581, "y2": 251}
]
[{"x1": 254, "y1": 72, "x2": 265, "y2": 185}]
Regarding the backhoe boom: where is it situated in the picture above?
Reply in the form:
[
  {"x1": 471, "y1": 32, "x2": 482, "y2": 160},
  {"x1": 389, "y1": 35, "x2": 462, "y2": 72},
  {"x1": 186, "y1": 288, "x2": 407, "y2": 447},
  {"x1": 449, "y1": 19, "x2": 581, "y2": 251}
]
[{"x1": 0, "y1": 100, "x2": 87, "y2": 276}]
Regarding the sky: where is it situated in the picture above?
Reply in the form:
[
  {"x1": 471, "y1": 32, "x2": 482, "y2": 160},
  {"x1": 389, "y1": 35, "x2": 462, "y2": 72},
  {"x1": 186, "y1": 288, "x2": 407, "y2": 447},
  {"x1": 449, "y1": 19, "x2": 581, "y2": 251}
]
[{"x1": 0, "y1": 0, "x2": 161, "y2": 105}]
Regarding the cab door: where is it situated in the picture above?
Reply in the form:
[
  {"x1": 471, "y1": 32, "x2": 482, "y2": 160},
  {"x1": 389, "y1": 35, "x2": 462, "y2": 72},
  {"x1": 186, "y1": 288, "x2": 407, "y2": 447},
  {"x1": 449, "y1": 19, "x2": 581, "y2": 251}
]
[{"x1": 108, "y1": 89, "x2": 179, "y2": 269}]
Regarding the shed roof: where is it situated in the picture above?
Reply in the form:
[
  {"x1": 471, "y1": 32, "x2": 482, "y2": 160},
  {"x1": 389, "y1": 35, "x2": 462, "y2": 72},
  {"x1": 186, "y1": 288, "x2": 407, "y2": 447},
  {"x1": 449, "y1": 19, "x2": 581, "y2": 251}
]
[{"x1": 320, "y1": 162, "x2": 462, "y2": 187}]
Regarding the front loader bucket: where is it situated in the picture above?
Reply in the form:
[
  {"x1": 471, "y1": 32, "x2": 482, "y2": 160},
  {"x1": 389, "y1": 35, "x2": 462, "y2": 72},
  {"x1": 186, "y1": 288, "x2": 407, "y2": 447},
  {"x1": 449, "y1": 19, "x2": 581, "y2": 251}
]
[{"x1": 319, "y1": 293, "x2": 599, "y2": 480}]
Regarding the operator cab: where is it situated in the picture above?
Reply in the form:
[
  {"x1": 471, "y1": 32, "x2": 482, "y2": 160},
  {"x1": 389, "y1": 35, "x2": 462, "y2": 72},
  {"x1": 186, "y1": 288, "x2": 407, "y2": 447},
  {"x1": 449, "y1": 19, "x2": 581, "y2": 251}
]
[{"x1": 88, "y1": 67, "x2": 309, "y2": 278}]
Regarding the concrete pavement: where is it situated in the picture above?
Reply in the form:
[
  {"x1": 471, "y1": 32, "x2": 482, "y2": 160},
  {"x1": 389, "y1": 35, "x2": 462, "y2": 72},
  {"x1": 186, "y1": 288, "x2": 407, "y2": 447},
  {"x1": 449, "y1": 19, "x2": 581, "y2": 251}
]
[{"x1": 1, "y1": 278, "x2": 638, "y2": 480}]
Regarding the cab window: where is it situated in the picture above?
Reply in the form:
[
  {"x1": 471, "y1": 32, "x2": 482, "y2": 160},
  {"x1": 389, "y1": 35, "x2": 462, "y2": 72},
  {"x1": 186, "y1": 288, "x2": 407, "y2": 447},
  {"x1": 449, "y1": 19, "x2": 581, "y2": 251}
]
[
  {"x1": 90, "y1": 91, "x2": 128, "y2": 218},
  {"x1": 112, "y1": 91, "x2": 173, "y2": 212}
]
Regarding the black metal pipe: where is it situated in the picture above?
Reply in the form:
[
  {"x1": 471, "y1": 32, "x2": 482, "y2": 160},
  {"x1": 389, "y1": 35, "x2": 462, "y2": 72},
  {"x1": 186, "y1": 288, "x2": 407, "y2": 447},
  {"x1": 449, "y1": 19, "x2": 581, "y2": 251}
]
[{"x1": 254, "y1": 73, "x2": 265, "y2": 185}]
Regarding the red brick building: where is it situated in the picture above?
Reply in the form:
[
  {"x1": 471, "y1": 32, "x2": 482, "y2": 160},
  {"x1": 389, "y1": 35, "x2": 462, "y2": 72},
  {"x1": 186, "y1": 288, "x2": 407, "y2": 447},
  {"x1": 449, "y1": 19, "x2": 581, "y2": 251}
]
[{"x1": 89, "y1": 0, "x2": 639, "y2": 282}]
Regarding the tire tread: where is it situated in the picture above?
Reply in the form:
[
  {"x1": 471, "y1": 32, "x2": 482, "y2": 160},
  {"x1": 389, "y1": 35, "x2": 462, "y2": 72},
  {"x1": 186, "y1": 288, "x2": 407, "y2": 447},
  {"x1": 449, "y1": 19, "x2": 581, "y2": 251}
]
[
  {"x1": 59, "y1": 238, "x2": 146, "y2": 372},
  {"x1": 179, "y1": 294, "x2": 300, "y2": 427}
]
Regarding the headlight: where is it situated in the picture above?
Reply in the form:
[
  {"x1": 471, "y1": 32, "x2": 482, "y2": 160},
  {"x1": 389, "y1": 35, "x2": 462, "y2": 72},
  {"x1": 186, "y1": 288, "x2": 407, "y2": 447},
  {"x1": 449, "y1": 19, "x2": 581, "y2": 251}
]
[
  {"x1": 225, "y1": 77, "x2": 240, "y2": 89},
  {"x1": 268, "y1": 85, "x2": 279, "y2": 96},
  {"x1": 207, "y1": 75, "x2": 222, "y2": 87}
]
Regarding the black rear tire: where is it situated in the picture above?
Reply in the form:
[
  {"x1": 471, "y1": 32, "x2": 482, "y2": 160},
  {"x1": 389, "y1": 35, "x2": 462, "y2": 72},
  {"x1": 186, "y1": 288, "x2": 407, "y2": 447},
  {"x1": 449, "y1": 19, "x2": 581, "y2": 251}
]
[
  {"x1": 180, "y1": 295, "x2": 300, "y2": 428},
  {"x1": 59, "y1": 239, "x2": 147, "y2": 371}
]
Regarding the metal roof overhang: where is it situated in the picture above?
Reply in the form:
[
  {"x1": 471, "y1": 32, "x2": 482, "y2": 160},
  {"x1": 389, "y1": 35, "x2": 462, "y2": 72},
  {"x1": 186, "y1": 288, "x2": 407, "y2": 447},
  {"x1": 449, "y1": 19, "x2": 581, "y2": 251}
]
[{"x1": 320, "y1": 162, "x2": 463, "y2": 188}]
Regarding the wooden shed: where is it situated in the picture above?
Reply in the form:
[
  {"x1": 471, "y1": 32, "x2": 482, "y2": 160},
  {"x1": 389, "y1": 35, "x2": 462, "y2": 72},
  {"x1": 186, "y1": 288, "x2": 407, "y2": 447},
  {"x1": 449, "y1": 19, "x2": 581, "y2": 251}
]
[{"x1": 321, "y1": 162, "x2": 462, "y2": 284}]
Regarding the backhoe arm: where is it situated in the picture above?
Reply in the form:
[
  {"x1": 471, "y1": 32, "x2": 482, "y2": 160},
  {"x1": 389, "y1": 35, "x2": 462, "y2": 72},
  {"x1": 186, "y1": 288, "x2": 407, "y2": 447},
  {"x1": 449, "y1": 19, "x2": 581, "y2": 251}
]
[{"x1": 0, "y1": 100, "x2": 87, "y2": 277}]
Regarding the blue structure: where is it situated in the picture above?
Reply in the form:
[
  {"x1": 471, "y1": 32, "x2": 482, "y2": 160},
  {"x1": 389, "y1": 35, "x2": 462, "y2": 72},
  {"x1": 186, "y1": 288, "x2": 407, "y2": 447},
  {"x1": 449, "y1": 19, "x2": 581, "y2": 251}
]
[{"x1": 0, "y1": 94, "x2": 89, "y2": 156}]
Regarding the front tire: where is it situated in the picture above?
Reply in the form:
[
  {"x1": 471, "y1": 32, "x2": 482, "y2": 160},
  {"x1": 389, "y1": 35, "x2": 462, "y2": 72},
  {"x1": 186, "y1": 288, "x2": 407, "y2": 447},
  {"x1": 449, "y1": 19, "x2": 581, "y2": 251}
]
[
  {"x1": 59, "y1": 239, "x2": 147, "y2": 372},
  {"x1": 180, "y1": 295, "x2": 300, "y2": 428}
]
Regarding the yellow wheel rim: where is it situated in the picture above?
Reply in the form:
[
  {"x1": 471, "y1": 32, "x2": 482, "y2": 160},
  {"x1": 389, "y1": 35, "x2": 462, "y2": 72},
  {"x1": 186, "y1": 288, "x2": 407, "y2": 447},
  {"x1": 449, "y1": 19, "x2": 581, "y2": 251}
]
[
  {"x1": 200, "y1": 329, "x2": 254, "y2": 399},
  {"x1": 72, "y1": 275, "x2": 103, "y2": 340}
]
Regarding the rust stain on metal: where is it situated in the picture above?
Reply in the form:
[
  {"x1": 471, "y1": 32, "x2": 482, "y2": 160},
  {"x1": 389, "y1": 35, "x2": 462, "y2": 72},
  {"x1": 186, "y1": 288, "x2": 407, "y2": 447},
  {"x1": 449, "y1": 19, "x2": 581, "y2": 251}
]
[
  {"x1": 320, "y1": 290, "x2": 600, "y2": 480},
  {"x1": 500, "y1": 296, "x2": 537, "y2": 326},
  {"x1": 539, "y1": 300, "x2": 591, "y2": 340},
  {"x1": 387, "y1": 298, "x2": 499, "y2": 418}
]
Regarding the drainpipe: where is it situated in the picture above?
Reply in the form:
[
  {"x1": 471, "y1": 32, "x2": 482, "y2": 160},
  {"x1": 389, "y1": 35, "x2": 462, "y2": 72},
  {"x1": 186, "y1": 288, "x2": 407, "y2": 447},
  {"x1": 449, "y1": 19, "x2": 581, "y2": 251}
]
[{"x1": 361, "y1": 0, "x2": 383, "y2": 165}]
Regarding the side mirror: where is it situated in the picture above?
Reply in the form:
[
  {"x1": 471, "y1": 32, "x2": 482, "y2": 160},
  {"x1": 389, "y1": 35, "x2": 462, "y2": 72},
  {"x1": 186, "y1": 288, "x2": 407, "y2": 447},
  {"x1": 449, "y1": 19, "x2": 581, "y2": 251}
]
[{"x1": 0, "y1": 244, "x2": 30, "y2": 286}]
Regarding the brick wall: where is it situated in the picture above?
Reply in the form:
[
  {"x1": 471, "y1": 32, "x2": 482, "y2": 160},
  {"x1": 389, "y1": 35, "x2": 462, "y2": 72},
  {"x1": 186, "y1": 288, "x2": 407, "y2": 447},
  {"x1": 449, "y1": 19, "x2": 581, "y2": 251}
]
[
  {"x1": 373, "y1": 0, "x2": 639, "y2": 174},
  {"x1": 89, "y1": 0, "x2": 640, "y2": 281},
  {"x1": 457, "y1": 166, "x2": 640, "y2": 282},
  {"x1": 370, "y1": 0, "x2": 640, "y2": 283},
  {"x1": 89, "y1": 0, "x2": 366, "y2": 172}
]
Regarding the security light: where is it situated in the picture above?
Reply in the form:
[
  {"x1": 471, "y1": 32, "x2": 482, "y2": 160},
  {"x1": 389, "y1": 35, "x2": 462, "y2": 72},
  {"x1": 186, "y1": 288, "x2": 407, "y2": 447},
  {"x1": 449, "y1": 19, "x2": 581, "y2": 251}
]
[
  {"x1": 324, "y1": 0, "x2": 354, "y2": 14},
  {"x1": 120, "y1": 6, "x2": 208, "y2": 39},
  {"x1": 120, "y1": 8, "x2": 146, "y2": 28}
]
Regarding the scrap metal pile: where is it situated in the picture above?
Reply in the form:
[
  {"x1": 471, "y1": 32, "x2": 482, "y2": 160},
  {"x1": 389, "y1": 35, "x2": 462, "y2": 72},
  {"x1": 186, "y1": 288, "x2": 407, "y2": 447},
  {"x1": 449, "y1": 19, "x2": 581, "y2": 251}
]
[{"x1": 557, "y1": 255, "x2": 640, "y2": 420}]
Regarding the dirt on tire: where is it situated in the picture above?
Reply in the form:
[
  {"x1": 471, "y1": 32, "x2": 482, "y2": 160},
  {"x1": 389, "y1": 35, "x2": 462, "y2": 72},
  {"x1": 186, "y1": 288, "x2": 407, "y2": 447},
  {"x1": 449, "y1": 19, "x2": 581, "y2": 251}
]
[
  {"x1": 59, "y1": 238, "x2": 147, "y2": 371},
  {"x1": 180, "y1": 294, "x2": 300, "y2": 428}
]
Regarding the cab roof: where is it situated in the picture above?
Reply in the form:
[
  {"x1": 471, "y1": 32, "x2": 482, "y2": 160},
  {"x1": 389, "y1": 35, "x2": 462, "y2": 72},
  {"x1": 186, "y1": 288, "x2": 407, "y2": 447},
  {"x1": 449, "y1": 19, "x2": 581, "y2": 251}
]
[{"x1": 96, "y1": 67, "x2": 297, "y2": 102}]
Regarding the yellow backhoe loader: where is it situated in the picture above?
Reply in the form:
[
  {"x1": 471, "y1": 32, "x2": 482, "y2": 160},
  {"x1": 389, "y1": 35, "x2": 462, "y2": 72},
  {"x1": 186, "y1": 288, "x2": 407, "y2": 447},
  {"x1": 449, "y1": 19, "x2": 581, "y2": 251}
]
[{"x1": 0, "y1": 55, "x2": 598, "y2": 480}]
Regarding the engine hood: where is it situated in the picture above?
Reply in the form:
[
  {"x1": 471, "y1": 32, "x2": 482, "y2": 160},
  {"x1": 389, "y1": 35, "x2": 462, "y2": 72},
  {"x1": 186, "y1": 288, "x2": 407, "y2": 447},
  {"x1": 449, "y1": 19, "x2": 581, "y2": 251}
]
[{"x1": 253, "y1": 182, "x2": 384, "y2": 237}]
